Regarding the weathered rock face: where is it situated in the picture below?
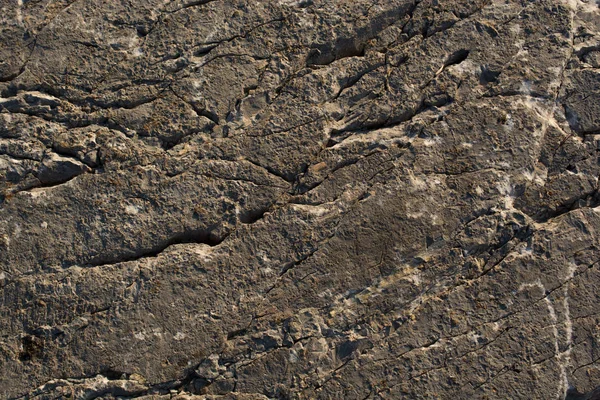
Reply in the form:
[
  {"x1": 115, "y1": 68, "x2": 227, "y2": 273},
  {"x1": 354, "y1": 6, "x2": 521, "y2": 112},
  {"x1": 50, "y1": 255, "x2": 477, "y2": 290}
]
[{"x1": 1, "y1": 0, "x2": 600, "y2": 398}]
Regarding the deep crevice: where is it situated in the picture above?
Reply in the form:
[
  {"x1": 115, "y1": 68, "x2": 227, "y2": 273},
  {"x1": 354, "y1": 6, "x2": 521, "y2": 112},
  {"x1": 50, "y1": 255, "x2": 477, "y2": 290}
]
[
  {"x1": 239, "y1": 205, "x2": 273, "y2": 225},
  {"x1": 532, "y1": 190, "x2": 600, "y2": 223},
  {"x1": 566, "y1": 385, "x2": 600, "y2": 400},
  {"x1": 443, "y1": 49, "x2": 470, "y2": 68},
  {"x1": 226, "y1": 328, "x2": 248, "y2": 340},
  {"x1": 327, "y1": 97, "x2": 451, "y2": 147},
  {"x1": 85, "y1": 228, "x2": 227, "y2": 268}
]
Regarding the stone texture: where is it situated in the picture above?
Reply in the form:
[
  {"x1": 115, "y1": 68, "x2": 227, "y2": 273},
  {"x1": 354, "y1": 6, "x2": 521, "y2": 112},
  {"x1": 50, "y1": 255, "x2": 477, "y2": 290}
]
[{"x1": 1, "y1": 0, "x2": 600, "y2": 399}]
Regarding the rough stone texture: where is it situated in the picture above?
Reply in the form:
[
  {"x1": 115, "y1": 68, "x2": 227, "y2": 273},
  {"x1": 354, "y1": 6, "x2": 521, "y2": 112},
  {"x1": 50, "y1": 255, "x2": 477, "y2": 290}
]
[{"x1": 1, "y1": 0, "x2": 600, "y2": 399}]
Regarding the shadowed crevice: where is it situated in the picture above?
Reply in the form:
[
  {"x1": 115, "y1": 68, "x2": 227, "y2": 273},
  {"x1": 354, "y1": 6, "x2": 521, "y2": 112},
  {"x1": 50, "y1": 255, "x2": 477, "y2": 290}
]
[{"x1": 84, "y1": 228, "x2": 227, "y2": 268}]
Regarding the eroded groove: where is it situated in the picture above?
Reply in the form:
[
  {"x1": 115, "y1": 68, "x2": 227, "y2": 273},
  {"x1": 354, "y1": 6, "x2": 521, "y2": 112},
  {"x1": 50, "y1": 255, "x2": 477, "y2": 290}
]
[
  {"x1": 533, "y1": 189, "x2": 600, "y2": 223},
  {"x1": 327, "y1": 97, "x2": 451, "y2": 147},
  {"x1": 239, "y1": 204, "x2": 273, "y2": 225},
  {"x1": 171, "y1": 0, "x2": 219, "y2": 13},
  {"x1": 332, "y1": 61, "x2": 386, "y2": 100},
  {"x1": 85, "y1": 228, "x2": 227, "y2": 268},
  {"x1": 443, "y1": 49, "x2": 470, "y2": 68},
  {"x1": 566, "y1": 385, "x2": 600, "y2": 400},
  {"x1": 244, "y1": 158, "x2": 296, "y2": 183}
]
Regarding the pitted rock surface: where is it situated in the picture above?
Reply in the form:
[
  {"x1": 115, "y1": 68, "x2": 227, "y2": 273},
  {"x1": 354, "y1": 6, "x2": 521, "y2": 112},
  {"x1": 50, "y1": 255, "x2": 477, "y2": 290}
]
[{"x1": 1, "y1": 0, "x2": 600, "y2": 399}]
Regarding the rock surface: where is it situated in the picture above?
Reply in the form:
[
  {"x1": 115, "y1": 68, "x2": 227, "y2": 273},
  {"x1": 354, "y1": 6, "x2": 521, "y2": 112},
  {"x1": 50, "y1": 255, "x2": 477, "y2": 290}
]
[{"x1": 1, "y1": 0, "x2": 600, "y2": 398}]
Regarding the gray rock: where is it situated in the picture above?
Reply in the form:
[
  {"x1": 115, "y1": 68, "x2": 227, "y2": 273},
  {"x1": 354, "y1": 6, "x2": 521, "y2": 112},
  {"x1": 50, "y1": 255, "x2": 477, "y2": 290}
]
[{"x1": 1, "y1": 0, "x2": 600, "y2": 399}]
